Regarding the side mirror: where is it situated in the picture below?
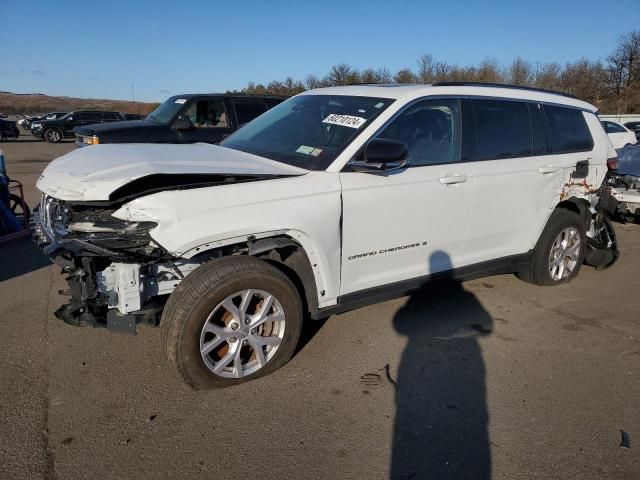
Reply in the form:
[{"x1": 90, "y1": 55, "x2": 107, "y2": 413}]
[
  {"x1": 351, "y1": 138, "x2": 408, "y2": 172},
  {"x1": 173, "y1": 115, "x2": 194, "y2": 131},
  {"x1": 67, "y1": 116, "x2": 73, "y2": 121}
]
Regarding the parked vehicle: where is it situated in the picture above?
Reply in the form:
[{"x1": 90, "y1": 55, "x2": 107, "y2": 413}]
[
  {"x1": 602, "y1": 120, "x2": 638, "y2": 149},
  {"x1": 624, "y1": 121, "x2": 640, "y2": 141},
  {"x1": 32, "y1": 83, "x2": 619, "y2": 388},
  {"x1": 21, "y1": 112, "x2": 68, "y2": 130},
  {"x1": 609, "y1": 145, "x2": 640, "y2": 222},
  {"x1": 122, "y1": 113, "x2": 146, "y2": 121},
  {"x1": 73, "y1": 94, "x2": 283, "y2": 146},
  {"x1": 0, "y1": 119, "x2": 20, "y2": 140},
  {"x1": 31, "y1": 111, "x2": 123, "y2": 143}
]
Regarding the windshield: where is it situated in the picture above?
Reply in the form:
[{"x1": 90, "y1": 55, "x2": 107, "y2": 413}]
[
  {"x1": 220, "y1": 94, "x2": 394, "y2": 170},
  {"x1": 146, "y1": 97, "x2": 188, "y2": 124}
]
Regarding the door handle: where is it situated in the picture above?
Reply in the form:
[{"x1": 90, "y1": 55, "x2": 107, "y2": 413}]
[
  {"x1": 439, "y1": 174, "x2": 468, "y2": 185},
  {"x1": 538, "y1": 166, "x2": 559, "y2": 174}
]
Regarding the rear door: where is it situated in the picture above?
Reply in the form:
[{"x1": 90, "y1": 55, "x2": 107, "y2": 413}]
[
  {"x1": 339, "y1": 97, "x2": 475, "y2": 295},
  {"x1": 461, "y1": 99, "x2": 595, "y2": 265},
  {"x1": 175, "y1": 98, "x2": 233, "y2": 143},
  {"x1": 64, "y1": 112, "x2": 101, "y2": 135}
]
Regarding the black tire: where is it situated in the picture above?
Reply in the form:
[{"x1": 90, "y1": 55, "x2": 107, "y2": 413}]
[
  {"x1": 161, "y1": 256, "x2": 303, "y2": 389},
  {"x1": 43, "y1": 128, "x2": 62, "y2": 143},
  {"x1": 519, "y1": 208, "x2": 586, "y2": 286}
]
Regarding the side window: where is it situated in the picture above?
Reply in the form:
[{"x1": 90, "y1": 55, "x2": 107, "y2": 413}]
[
  {"x1": 529, "y1": 103, "x2": 549, "y2": 155},
  {"x1": 101, "y1": 112, "x2": 120, "y2": 120},
  {"x1": 375, "y1": 98, "x2": 461, "y2": 166},
  {"x1": 182, "y1": 100, "x2": 228, "y2": 128},
  {"x1": 234, "y1": 101, "x2": 268, "y2": 126},
  {"x1": 544, "y1": 105, "x2": 593, "y2": 153},
  {"x1": 603, "y1": 121, "x2": 625, "y2": 133},
  {"x1": 471, "y1": 99, "x2": 532, "y2": 160}
]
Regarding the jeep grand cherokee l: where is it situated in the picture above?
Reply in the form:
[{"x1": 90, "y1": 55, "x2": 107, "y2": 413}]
[
  {"x1": 73, "y1": 94, "x2": 283, "y2": 147},
  {"x1": 32, "y1": 83, "x2": 619, "y2": 388}
]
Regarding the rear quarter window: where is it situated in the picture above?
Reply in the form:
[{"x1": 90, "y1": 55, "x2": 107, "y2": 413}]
[
  {"x1": 544, "y1": 105, "x2": 593, "y2": 153},
  {"x1": 233, "y1": 101, "x2": 269, "y2": 126}
]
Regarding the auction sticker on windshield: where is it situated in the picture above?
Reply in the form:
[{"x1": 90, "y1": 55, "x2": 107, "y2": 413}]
[{"x1": 322, "y1": 114, "x2": 366, "y2": 129}]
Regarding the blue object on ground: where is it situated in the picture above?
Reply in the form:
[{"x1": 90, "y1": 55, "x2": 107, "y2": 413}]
[{"x1": 0, "y1": 148, "x2": 23, "y2": 234}]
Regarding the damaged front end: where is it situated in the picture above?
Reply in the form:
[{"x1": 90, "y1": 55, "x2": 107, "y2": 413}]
[{"x1": 31, "y1": 195, "x2": 204, "y2": 334}]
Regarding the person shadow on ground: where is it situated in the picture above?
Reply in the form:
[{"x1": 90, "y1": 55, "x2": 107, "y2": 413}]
[{"x1": 390, "y1": 251, "x2": 493, "y2": 480}]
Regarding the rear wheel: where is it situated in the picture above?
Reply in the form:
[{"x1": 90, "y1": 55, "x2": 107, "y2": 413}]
[
  {"x1": 519, "y1": 208, "x2": 586, "y2": 286},
  {"x1": 161, "y1": 256, "x2": 303, "y2": 389},
  {"x1": 44, "y1": 128, "x2": 62, "y2": 143}
]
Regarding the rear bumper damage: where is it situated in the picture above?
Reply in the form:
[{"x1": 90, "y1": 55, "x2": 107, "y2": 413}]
[{"x1": 583, "y1": 184, "x2": 620, "y2": 269}]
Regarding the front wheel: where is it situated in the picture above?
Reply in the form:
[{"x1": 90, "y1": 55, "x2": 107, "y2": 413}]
[
  {"x1": 44, "y1": 128, "x2": 62, "y2": 143},
  {"x1": 519, "y1": 209, "x2": 586, "y2": 286},
  {"x1": 161, "y1": 256, "x2": 303, "y2": 389}
]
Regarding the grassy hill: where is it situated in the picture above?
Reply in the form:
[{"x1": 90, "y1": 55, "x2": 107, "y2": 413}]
[{"x1": 0, "y1": 91, "x2": 160, "y2": 116}]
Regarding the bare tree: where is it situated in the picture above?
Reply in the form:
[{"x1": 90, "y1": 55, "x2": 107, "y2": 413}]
[
  {"x1": 507, "y1": 57, "x2": 534, "y2": 85},
  {"x1": 417, "y1": 54, "x2": 435, "y2": 83},
  {"x1": 476, "y1": 59, "x2": 503, "y2": 83},
  {"x1": 533, "y1": 62, "x2": 562, "y2": 90},
  {"x1": 394, "y1": 67, "x2": 416, "y2": 83},
  {"x1": 239, "y1": 30, "x2": 640, "y2": 113},
  {"x1": 376, "y1": 67, "x2": 393, "y2": 83},
  {"x1": 304, "y1": 74, "x2": 323, "y2": 90},
  {"x1": 432, "y1": 61, "x2": 451, "y2": 82},
  {"x1": 328, "y1": 64, "x2": 358, "y2": 86}
]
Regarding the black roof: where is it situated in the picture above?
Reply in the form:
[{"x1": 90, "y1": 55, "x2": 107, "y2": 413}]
[{"x1": 165, "y1": 93, "x2": 287, "y2": 100}]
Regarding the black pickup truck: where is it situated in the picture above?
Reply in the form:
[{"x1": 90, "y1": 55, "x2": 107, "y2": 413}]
[{"x1": 74, "y1": 94, "x2": 284, "y2": 147}]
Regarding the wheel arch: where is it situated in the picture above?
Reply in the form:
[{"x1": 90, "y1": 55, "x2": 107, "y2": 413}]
[
  {"x1": 188, "y1": 233, "x2": 327, "y2": 319},
  {"x1": 554, "y1": 197, "x2": 591, "y2": 228}
]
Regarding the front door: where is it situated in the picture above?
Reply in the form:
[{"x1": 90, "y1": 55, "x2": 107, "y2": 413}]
[
  {"x1": 177, "y1": 99, "x2": 233, "y2": 144},
  {"x1": 339, "y1": 98, "x2": 475, "y2": 296}
]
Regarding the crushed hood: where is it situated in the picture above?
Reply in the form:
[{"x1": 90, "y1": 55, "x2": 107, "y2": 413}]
[{"x1": 37, "y1": 143, "x2": 308, "y2": 202}]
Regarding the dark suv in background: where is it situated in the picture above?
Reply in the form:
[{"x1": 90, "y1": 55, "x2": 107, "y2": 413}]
[
  {"x1": 73, "y1": 94, "x2": 283, "y2": 147},
  {"x1": 31, "y1": 111, "x2": 125, "y2": 143}
]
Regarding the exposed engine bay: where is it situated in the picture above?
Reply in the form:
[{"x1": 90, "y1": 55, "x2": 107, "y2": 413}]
[{"x1": 608, "y1": 172, "x2": 640, "y2": 222}]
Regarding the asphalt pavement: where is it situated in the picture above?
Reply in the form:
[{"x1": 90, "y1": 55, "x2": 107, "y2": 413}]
[{"x1": 1, "y1": 133, "x2": 639, "y2": 479}]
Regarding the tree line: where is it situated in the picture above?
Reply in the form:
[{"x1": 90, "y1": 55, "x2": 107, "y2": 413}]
[{"x1": 235, "y1": 31, "x2": 640, "y2": 114}]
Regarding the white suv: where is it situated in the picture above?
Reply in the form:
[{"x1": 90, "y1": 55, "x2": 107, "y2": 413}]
[{"x1": 32, "y1": 83, "x2": 620, "y2": 388}]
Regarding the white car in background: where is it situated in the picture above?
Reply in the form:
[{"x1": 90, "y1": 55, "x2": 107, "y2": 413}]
[{"x1": 602, "y1": 120, "x2": 638, "y2": 149}]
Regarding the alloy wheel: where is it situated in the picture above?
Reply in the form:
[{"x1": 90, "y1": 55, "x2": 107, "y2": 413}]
[
  {"x1": 548, "y1": 226, "x2": 581, "y2": 281},
  {"x1": 199, "y1": 289, "x2": 286, "y2": 378}
]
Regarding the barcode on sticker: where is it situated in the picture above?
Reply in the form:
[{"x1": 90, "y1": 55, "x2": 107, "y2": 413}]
[{"x1": 322, "y1": 114, "x2": 366, "y2": 129}]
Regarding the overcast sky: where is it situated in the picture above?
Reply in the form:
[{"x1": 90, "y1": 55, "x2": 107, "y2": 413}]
[{"x1": 1, "y1": 0, "x2": 639, "y2": 102}]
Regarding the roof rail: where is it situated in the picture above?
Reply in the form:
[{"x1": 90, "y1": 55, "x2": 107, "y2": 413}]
[{"x1": 431, "y1": 81, "x2": 576, "y2": 99}]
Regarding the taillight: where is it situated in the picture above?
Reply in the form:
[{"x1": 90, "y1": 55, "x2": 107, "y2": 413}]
[{"x1": 607, "y1": 156, "x2": 619, "y2": 171}]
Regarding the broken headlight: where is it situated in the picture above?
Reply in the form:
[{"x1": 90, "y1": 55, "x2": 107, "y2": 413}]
[{"x1": 48, "y1": 198, "x2": 162, "y2": 256}]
